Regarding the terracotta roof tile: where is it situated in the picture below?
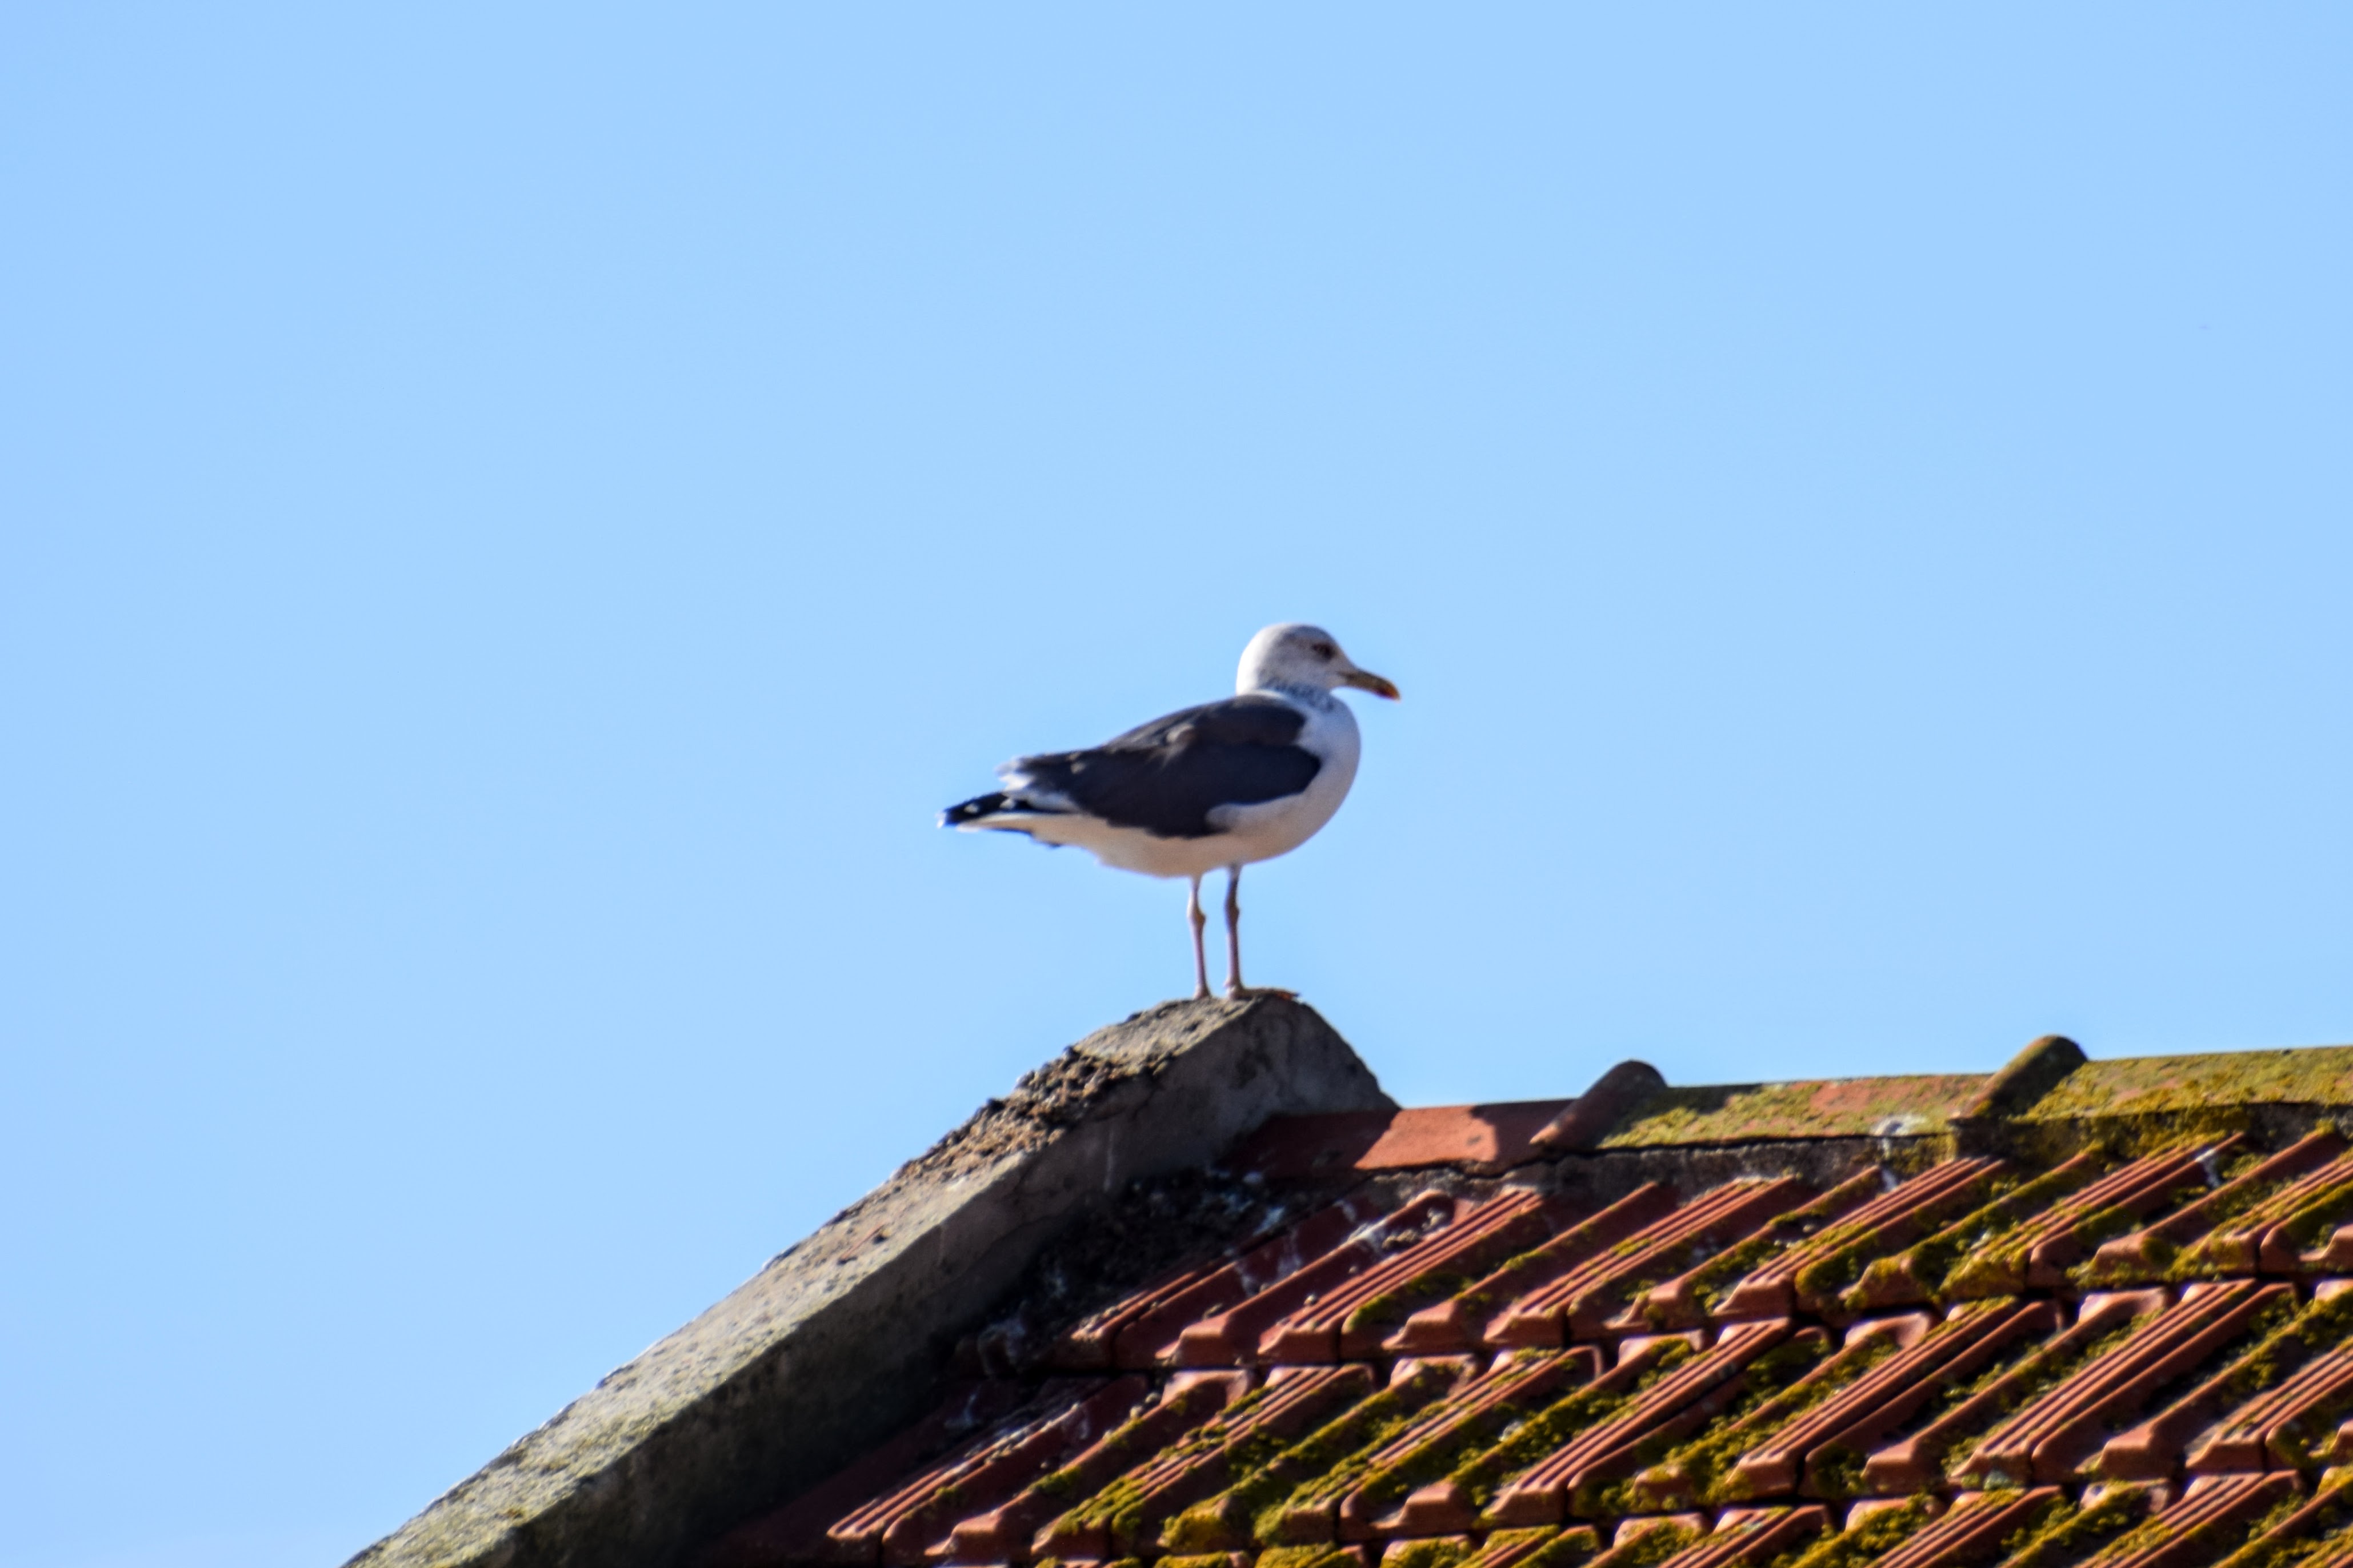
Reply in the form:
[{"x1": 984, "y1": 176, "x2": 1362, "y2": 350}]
[
  {"x1": 2214, "y1": 1467, "x2": 2353, "y2": 1565},
  {"x1": 1488, "y1": 1182, "x2": 1812, "y2": 1349},
  {"x1": 2084, "y1": 1130, "x2": 2348, "y2": 1289}
]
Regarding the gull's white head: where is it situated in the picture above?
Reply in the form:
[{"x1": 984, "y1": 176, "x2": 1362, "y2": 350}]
[{"x1": 1236, "y1": 623, "x2": 1400, "y2": 700}]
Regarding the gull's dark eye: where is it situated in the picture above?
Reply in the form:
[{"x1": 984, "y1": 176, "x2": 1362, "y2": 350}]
[{"x1": 1311, "y1": 641, "x2": 1336, "y2": 660}]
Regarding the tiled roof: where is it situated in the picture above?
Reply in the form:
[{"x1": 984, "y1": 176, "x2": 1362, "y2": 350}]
[{"x1": 708, "y1": 1039, "x2": 2353, "y2": 1568}]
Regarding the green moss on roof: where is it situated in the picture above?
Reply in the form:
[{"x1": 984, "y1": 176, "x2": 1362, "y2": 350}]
[
  {"x1": 1597, "y1": 1074, "x2": 1987, "y2": 1147},
  {"x1": 1580, "y1": 1047, "x2": 2353, "y2": 1149},
  {"x1": 2023, "y1": 1048, "x2": 2353, "y2": 1121}
]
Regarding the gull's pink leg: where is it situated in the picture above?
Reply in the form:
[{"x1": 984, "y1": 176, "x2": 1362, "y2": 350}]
[
  {"x1": 1187, "y1": 875, "x2": 1210, "y2": 1000},
  {"x1": 1224, "y1": 864, "x2": 1296, "y2": 1000},
  {"x1": 1223, "y1": 865, "x2": 1245, "y2": 996}
]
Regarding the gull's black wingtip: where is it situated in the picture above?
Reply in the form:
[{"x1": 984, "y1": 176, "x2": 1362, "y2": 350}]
[{"x1": 942, "y1": 791, "x2": 1013, "y2": 828}]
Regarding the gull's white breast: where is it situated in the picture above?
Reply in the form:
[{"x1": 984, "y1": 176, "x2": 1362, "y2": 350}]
[{"x1": 1203, "y1": 691, "x2": 1360, "y2": 863}]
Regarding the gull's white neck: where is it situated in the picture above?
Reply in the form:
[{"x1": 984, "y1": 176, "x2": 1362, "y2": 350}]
[{"x1": 1242, "y1": 677, "x2": 1342, "y2": 712}]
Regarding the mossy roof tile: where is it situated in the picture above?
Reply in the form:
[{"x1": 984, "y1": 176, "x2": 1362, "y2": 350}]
[
  {"x1": 1596, "y1": 1074, "x2": 1987, "y2": 1147},
  {"x1": 2023, "y1": 1046, "x2": 2353, "y2": 1120}
]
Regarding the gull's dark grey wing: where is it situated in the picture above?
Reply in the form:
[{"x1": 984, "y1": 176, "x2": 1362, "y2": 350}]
[{"x1": 995, "y1": 694, "x2": 1320, "y2": 839}]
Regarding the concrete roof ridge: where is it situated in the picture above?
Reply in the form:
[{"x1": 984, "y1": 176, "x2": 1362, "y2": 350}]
[{"x1": 343, "y1": 996, "x2": 1391, "y2": 1568}]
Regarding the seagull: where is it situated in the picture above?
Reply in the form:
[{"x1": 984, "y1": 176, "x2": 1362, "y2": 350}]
[{"x1": 943, "y1": 624, "x2": 1399, "y2": 1000}]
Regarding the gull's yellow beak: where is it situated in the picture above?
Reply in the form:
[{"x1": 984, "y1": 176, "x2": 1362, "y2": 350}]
[{"x1": 1341, "y1": 667, "x2": 1401, "y2": 700}]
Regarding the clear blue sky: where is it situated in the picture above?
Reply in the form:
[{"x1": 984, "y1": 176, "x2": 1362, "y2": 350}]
[{"x1": 5, "y1": 8, "x2": 2348, "y2": 1566}]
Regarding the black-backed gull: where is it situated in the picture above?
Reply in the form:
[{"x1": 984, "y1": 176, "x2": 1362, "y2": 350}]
[{"x1": 943, "y1": 624, "x2": 1398, "y2": 998}]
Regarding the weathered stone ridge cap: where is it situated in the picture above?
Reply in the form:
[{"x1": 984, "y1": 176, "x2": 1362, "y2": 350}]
[
  {"x1": 345, "y1": 996, "x2": 1390, "y2": 1568},
  {"x1": 878, "y1": 998, "x2": 1391, "y2": 1194}
]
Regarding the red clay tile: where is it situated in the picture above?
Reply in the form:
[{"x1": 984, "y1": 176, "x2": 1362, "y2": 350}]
[
  {"x1": 1629, "y1": 1167, "x2": 1890, "y2": 1332},
  {"x1": 1356, "y1": 1104, "x2": 1574, "y2": 1173},
  {"x1": 2099, "y1": 1283, "x2": 2347, "y2": 1479},
  {"x1": 1232, "y1": 1102, "x2": 1572, "y2": 1180},
  {"x1": 1031, "y1": 1364, "x2": 1380, "y2": 1558},
  {"x1": 1868, "y1": 1487, "x2": 2065, "y2": 1568},
  {"x1": 1776, "y1": 1299, "x2": 2060, "y2": 1498},
  {"x1": 1262, "y1": 1548, "x2": 1376, "y2": 1568},
  {"x1": 1388, "y1": 1338, "x2": 1714, "y2": 1540},
  {"x1": 1483, "y1": 1320, "x2": 1803, "y2": 1526},
  {"x1": 1389, "y1": 1186, "x2": 1679, "y2": 1357},
  {"x1": 2189, "y1": 1342, "x2": 2353, "y2": 1474},
  {"x1": 835, "y1": 1378, "x2": 1153, "y2": 1565},
  {"x1": 1176, "y1": 1192, "x2": 1459, "y2": 1367},
  {"x1": 1264, "y1": 1348, "x2": 1605, "y2": 1544},
  {"x1": 1843, "y1": 1150, "x2": 2110, "y2": 1309},
  {"x1": 1652, "y1": 1505, "x2": 1830, "y2": 1566},
  {"x1": 1259, "y1": 1190, "x2": 1566, "y2": 1364},
  {"x1": 1486, "y1": 1182, "x2": 1814, "y2": 1349},
  {"x1": 2174, "y1": 1152, "x2": 2353, "y2": 1278},
  {"x1": 1345, "y1": 1351, "x2": 1608, "y2": 1539},
  {"x1": 2211, "y1": 1471, "x2": 2353, "y2": 1566},
  {"x1": 1584, "y1": 1515, "x2": 1707, "y2": 1566},
  {"x1": 2262, "y1": 1168, "x2": 2353, "y2": 1277},
  {"x1": 1050, "y1": 1256, "x2": 1230, "y2": 1372},
  {"x1": 2084, "y1": 1130, "x2": 2347, "y2": 1287},
  {"x1": 1615, "y1": 1310, "x2": 1935, "y2": 1509},
  {"x1": 707, "y1": 1381, "x2": 1037, "y2": 1568},
  {"x1": 1229, "y1": 1111, "x2": 1401, "y2": 1181},
  {"x1": 1958, "y1": 1281, "x2": 2285, "y2": 1487},
  {"x1": 1163, "y1": 1356, "x2": 1478, "y2": 1553},
  {"x1": 2093, "y1": 1470, "x2": 2302, "y2": 1568},
  {"x1": 1942, "y1": 1140, "x2": 2243, "y2": 1298},
  {"x1": 1055, "y1": 1190, "x2": 1396, "y2": 1370},
  {"x1": 943, "y1": 1371, "x2": 1248, "y2": 1563},
  {"x1": 1863, "y1": 1289, "x2": 2167, "y2": 1493},
  {"x1": 1452, "y1": 1525, "x2": 1603, "y2": 1568},
  {"x1": 1723, "y1": 1157, "x2": 2008, "y2": 1319}
]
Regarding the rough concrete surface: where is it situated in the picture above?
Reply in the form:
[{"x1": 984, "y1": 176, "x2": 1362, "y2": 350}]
[{"x1": 343, "y1": 996, "x2": 1392, "y2": 1568}]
